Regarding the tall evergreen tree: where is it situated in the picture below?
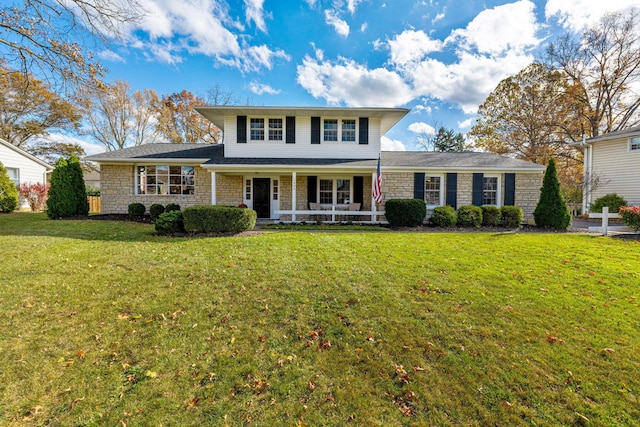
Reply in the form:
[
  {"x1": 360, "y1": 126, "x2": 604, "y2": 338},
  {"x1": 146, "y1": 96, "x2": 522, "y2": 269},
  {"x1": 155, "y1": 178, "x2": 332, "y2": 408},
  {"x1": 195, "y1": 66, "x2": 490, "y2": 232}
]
[
  {"x1": 68, "y1": 155, "x2": 89, "y2": 216},
  {"x1": 46, "y1": 155, "x2": 88, "y2": 218},
  {"x1": 533, "y1": 158, "x2": 571, "y2": 229},
  {"x1": 0, "y1": 161, "x2": 19, "y2": 213}
]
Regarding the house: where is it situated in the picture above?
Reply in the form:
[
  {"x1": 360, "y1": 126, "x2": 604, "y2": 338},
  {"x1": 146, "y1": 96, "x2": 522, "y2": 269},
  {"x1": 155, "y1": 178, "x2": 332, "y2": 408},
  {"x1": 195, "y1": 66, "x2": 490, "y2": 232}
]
[
  {"x1": 0, "y1": 137, "x2": 53, "y2": 209},
  {"x1": 83, "y1": 163, "x2": 101, "y2": 190},
  {"x1": 581, "y1": 125, "x2": 640, "y2": 212},
  {"x1": 85, "y1": 106, "x2": 545, "y2": 222}
]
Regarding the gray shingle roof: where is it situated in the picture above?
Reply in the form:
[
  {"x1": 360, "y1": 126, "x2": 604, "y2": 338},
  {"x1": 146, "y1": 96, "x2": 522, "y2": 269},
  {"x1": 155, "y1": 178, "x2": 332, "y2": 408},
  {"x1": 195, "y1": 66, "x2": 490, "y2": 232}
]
[
  {"x1": 84, "y1": 143, "x2": 544, "y2": 170},
  {"x1": 586, "y1": 125, "x2": 640, "y2": 144}
]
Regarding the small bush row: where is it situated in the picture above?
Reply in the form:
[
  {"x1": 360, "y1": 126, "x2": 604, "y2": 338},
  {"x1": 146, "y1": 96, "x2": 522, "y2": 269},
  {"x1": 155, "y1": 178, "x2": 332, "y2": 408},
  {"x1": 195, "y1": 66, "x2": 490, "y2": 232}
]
[
  {"x1": 430, "y1": 204, "x2": 523, "y2": 228},
  {"x1": 127, "y1": 203, "x2": 181, "y2": 218},
  {"x1": 385, "y1": 199, "x2": 427, "y2": 227}
]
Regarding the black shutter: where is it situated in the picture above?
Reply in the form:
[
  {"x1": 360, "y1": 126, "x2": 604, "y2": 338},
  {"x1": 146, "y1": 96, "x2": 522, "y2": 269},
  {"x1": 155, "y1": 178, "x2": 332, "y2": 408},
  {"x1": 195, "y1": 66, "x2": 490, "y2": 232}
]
[
  {"x1": 353, "y1": 176, "x2": 364, "y2": 204},
  {"x1": 414, "y1": 173, "x2": 425, "y2": 200},
  {"x1": 472, "y1": 173, "x2": 484, "y2": 206},
  {"x1": 237, "y1": 116, "x2": 247, "y2": 143},
  {"x1": 504, "y1": 173, "x2": 516, "y2": 205},
  {"x1": 307, "y1": 176, "x2": 317, "y2": 205},
  {"x1": 446, "y1": 173, "x2": 457, "y2": 209},
  {"x1": 359, "y1": 117, "x2": 369, "y2": 144},
  {"x1": 311, "y1": 117, "x2": 320, "y2": 144},
  {"x1": 286, "y1": 116, "x2": 295, "y2": 144}
]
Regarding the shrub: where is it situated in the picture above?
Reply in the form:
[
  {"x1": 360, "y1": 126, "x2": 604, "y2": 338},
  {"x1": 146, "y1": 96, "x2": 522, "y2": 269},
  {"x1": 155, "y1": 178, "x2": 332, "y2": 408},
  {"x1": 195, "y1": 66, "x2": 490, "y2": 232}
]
[
  {"x1": 18, "y1": 183, "x2": 50, "y2": 211},
  {"x1": 149, "y1": 203, "x2": 165, "y2": 220},
  {"x1": 182, "y1": 205, "x2": 257, "y2": 233},
  {"x1": 128, "y1": 203, "x2": 146, "y2": 217},
  {"x1": 46, "y1": 155, "x2": 88, "y2": 218},
  {"x1": 501, "y1": 206, "x2": 523, "y2": 228},
  {"x1": 0, "y1": 162, "x2": 19, "y2": 213},
  {"x1": 481, "y1": 205, "x2": 501, "y2": 226},
  {"x1": 619, "y1": 206, "x2": 640, "y2": 232},
  {"x1": 590, "y1": 193, "x2": 627, "y2": 213},
  {"x1": 86, "y1": 185, "x2": 101, "y2": 197},
  {"x1": 457, "y1": 205, "x2": 483, "y2": 227},
  {"x1": 533, "y1": 158, "x2": 571, "y2": 230},
  {"x1": 430, "y1": 205, "x2": 457, "y2": 227},
  {"x1": 155, "y1": 210, "x2": 185, "y2": 235},
  {"x1": 384, "y1": 199, "x2": 426, "y2": 227},
  {"x1": 165, "y1": 203, "x2": 181, "y2": 212}
]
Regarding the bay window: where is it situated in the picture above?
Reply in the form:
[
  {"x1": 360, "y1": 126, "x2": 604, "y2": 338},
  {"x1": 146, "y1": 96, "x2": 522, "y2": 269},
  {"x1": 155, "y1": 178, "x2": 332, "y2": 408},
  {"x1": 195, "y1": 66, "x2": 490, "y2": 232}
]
[{"x1": 137, "y1": 165, "x2": 195, "y2": 195}]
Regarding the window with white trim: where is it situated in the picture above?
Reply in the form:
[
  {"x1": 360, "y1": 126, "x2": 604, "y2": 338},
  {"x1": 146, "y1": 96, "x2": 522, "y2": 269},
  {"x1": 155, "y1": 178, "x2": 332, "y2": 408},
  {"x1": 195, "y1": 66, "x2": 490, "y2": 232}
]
[
  {"x1": 137, "y1": 165, "x2": 195, "y2": 195},
  {"x1": 482, "y1": 176, "x2": 498, "y2": 205},
  {"x1": 6, "y1": 167, "x2": 19, "y2": 187},
  {"x1": 318, "y1": 178, "x2": 351, "y2": 205},
  {"x1": 322, "y1": 118, "x2": 357, "y2": 142},
  {"x1": 250, "y1": 118, "x2": 264, "y2": 141},
  {"x1": 245, "y1": 179, "x2": 252, "y2": 200},
  {"x1": 272, "y1": 179, "x2": 279, "y2": 201},
  {"x1": 269, "y1": 119, "x2": 283, "y2": 141},
  {"x1": 630, "y1": 136, "x2": 640, "y2": 151},
  {"x1": 424, "y1": 176, "x2": 441, "y2": 205},
  {"x1": 250, "y1": 117, "x2": 284, "y2": 142}
]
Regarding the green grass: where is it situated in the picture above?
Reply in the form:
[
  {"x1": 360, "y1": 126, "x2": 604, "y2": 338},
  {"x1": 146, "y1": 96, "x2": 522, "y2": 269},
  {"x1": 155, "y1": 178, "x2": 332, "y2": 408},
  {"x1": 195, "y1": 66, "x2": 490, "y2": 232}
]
[{"x1": 1, "y1": 213, "x2": 639, "y2": 426}]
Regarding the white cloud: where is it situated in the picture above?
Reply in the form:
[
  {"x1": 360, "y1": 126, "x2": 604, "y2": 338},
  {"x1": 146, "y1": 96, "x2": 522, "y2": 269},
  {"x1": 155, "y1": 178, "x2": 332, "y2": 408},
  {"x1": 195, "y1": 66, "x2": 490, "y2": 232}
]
[
  {"x1": 408, "y1": 122, "x2": 436, "y2": 135},
  {"x1": 387, "y1": 30, "x2": 443, "y2": 66},
  {"x1": 245, "y1": 0, "x2": 268, "y2": 32},
  {"x1": 413, "y1": 104, "x2": 432, "y2": 114},
  {"x1": 347, "y1": 0, "x2": 364, "y2": 14},
  {"x1": 296, "y1": 55, "x2": 414, "y2": 107},
  {"x1": 325, "y1": 9, "x2": 350, "y2": 37},
  {"x1": 545, "y1": 0, "x2": 638, "y2": 30},
  {"x1": 98, "y1": 50, "x2": 126, "y2": 63},
  {"x1": 38, "y1": 133, "x2": 106, "y2": 157},
  {"x1": 381, "y1": 136, "x2": 406, "y2": 151},
  {"x1": 360, "y1": 23, "x2": 368, "y2": 32},
  {"x1": 446, "y1": 0, "x2": 540, "y2": 55},
  {"x1": 248, "y1": 81, "x2": 280, "y2": 95},
  {"x1": 457, "y1": 118, "x2": 474, "y2": 129}
]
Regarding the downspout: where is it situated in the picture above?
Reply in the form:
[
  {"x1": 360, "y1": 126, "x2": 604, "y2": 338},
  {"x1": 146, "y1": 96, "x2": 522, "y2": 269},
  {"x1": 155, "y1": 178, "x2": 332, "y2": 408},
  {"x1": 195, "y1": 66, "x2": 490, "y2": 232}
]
[{"x1": 580, "y1": 134, "x2": 590, "y2": 214}]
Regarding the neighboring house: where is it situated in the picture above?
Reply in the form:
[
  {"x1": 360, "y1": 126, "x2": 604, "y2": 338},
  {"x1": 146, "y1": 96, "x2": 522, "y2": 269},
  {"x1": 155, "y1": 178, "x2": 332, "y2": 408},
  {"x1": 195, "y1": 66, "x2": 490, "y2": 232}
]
[
  {"x1": 581, "y1": 125, "x2": 640, "y2": 212},
  {"x1": 0, "y1": 138, "x2": 53, "y2": 209},
  {"x1": 85, "y1": 106, "x2": 545, "y2": 222},
  {"x1": 83, "y1": 163, "x2": 101, "y2": 189}
]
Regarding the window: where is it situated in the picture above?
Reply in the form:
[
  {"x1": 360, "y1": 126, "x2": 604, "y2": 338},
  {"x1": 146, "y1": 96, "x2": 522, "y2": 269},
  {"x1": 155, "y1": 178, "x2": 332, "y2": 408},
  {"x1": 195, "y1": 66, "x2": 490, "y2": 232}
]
[
  {"x1": 137, "y1": 165, "x2": 194, "y2": 195},
  {"x1": 318, "y1": 178, "x2": 351, "y2": 205},
  {"x1": 482, "y1": 176, "x2": 498, "y2": 205},
  {"x1": 269, "y1": 119, "x2": 283, "y2": 141},
  {"x1": 6, "y1": 167, "x2": 19, "y2": 187},
  {"x1": 250, "y1": 118, "x2": 264, "y2": 141},
  {"x1": 342, "y1": 119, "x2": 356, "y2": 141},
  {"x1": 323, "y1": 119, "x2": 338, "y2": 142},
  {"x1": 272, "y1": 179, "x2": 279, "y2": 201},
  {"x1": 630, "y1": 136, "x2": 640, "y2": 151},
  {"x1": 323, "y1": 118, "x2": 357, "y2": 142},
  {"x1": 424, "y1": 176, "x2": 441, "y2": 205},
  {"x1": 245, "y1": 179, "x2": 252, "y2": 200}
]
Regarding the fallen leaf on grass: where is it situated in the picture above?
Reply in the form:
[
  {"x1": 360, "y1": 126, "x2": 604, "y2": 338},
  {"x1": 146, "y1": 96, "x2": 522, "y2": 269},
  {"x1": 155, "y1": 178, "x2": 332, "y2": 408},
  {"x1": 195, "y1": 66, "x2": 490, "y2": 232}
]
[{"x1": 186, "y1": 397, "x2": 200, "y2": 409}]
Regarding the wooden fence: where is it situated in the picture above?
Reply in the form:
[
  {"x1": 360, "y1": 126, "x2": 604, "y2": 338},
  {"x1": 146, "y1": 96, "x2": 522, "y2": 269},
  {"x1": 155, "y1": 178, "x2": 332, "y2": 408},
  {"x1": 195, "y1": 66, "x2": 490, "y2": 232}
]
[{"x1": 88, "y1": 196, "x2": 101, "y2": 213}]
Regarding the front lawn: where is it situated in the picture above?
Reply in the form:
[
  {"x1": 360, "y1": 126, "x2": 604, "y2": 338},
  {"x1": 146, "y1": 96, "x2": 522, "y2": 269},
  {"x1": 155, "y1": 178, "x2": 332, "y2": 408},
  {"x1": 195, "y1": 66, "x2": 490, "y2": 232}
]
[{"x1": 1, "y1": 213, "x2": 639, "y2": 426}]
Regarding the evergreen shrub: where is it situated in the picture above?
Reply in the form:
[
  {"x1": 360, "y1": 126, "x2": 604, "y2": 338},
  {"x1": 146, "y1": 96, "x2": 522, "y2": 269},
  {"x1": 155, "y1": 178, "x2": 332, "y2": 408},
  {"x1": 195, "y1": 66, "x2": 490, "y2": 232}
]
[
  {"x1": 384, "y1": 199, "x2": 426, "y2": 227},
  {"x1": 182, "y1": 205, "x2": 257, "y2": 233},
  {"x1": 481, "y1": 205, "x2": 501, "y2": 226},
  {"x1": 46, "y1": 155, "x2": 88, "y2": 218},
  {"x1": 149, "y1": 203, "x2": 165, "y2": 220},
  {"x1": 590, "y1": 193, "x2": 627, "y2": 213},
  {"x1": 430, "y1": 205, "x2": 457, "y2": 227},
  {"x1": 501, "y1": 206, "x2": 523, "y2": 228},
  {"x1": 457, "y1": 205, "x2": 482, "y2": 227},
  {"x1": 155, "y1": 210, "x2": 185, "y2": 235},
  {"x1": 165, "y1": 203, "x2": 181, "y2": 212},
  {"x1": 533, "y1": 158, "x2": 571, "y2": 229},
  {"x1": 128, "y1": 203, "x2": 146, "y2": 217},
  {"x1": 0, "y1": 162, "x2": 19, "y2": 213}
]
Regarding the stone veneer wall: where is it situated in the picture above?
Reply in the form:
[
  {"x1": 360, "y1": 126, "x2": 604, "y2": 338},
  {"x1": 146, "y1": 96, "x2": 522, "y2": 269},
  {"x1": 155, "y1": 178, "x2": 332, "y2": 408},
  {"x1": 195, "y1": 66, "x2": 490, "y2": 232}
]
[
  {"x1": 216, "y1": 175, "x2": 243, "y2": 206},
  {"x1": 100, "y1": 164, "x2": 212, "y2": 214},
  {"x1": 382, "y1": 171, "x2": 542, "y2": 222}
]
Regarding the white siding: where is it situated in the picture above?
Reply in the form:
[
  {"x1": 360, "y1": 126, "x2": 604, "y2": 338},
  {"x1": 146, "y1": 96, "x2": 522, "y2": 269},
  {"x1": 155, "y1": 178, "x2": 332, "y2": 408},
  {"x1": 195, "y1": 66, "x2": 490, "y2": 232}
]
[
  {"x1": 0, "y1": 142, "x2": 49, "y2": 185},
  {"x1": 224, "y1": 116, "x2": 382, "y2": 159},
  {"x1": 591, "y1": 138, "x2": 640, "y2": 205}
]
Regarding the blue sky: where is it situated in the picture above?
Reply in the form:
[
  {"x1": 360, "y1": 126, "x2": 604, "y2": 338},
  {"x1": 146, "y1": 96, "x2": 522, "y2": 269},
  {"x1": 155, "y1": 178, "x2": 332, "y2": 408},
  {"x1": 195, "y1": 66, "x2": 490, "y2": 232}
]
[{"x1": 72, "y1": 0, "x2": 637, "y2": 154}]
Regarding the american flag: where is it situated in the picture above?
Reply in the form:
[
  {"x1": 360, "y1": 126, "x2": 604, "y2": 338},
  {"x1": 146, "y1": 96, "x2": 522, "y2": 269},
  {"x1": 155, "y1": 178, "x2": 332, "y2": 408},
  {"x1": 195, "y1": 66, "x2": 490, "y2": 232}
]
[{"x1": 372, "y1": 154, "x2": 382, "y2": 204}]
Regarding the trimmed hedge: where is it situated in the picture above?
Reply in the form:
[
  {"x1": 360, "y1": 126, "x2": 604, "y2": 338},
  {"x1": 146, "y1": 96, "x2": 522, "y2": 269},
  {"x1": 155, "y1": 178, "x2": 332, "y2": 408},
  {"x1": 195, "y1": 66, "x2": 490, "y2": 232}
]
[
  {"x1": 149, "y1": 203, "x2": 165, "y2": 220},
  {"x1": 430, "y1": 205, "x2": 457, "y2": 227},
  {"x1": 481, "y1": 205, "x2": 501, "y2": 226},
  {"x1": 155, "y1": 210, "x2": 185, "y2": 235},
  {"x1": 128, "y1": 203, "x2": 146, "y2": 217},
  {"x1": 384, "y1": 198, "x2": 426, "y2": 227},
  {"x1": 590, "y1": 193, "x2": 627, "y2": 213},
  {"x1": 182, "y1": 205, "x2": 257, "y2": 233},
  {"x1": 165, "y1": 203, "x2": 181, "y2": 212},
  {"x1": 501, "y1": 206, "x2": 523, "y2": 228},
  {"x1": 457, "y1": 205, "x2": 482, "y2": 227}
]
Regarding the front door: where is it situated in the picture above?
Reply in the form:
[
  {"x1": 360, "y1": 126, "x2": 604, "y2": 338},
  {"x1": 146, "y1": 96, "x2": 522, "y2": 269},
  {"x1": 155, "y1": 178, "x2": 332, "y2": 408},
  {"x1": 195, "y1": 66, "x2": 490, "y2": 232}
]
[{"x1": 253, "y1": 178, "x2": 271, "y2": 218}]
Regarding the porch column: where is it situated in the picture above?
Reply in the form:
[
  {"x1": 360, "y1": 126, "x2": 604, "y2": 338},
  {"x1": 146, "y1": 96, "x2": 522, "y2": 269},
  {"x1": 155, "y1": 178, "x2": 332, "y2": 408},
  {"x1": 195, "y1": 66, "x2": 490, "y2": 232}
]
[
  {"x1": 210, "y1": 171, "x2": 216, "y2": 205},
  {"x1": 371, "y1": 171, "x2": 377, "y2": 222},
  {"x1": 292, "y1": 171, "x2": 297, "y2": 222}
]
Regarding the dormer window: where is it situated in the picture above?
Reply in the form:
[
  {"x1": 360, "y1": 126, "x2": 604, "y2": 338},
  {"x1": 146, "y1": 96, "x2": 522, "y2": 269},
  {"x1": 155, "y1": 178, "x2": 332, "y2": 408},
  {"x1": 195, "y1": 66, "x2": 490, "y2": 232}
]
[{"x1": 630, "y1": 136, "x2": 640, "y2": 151}]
